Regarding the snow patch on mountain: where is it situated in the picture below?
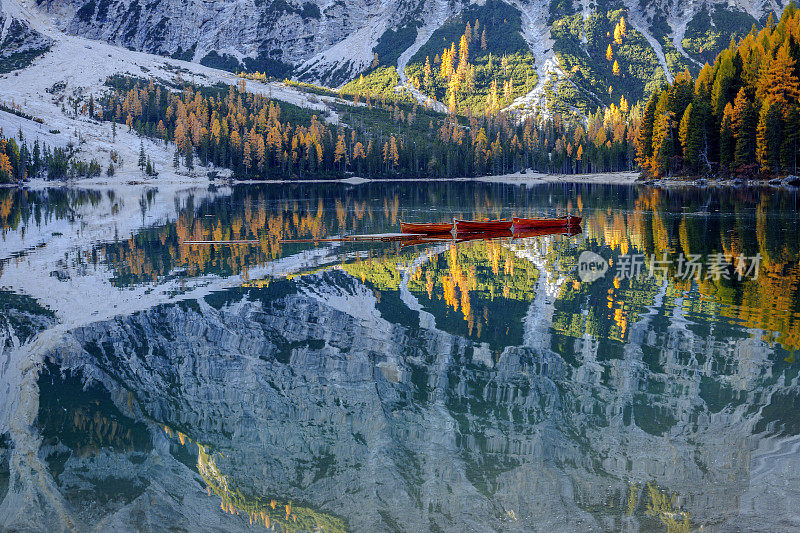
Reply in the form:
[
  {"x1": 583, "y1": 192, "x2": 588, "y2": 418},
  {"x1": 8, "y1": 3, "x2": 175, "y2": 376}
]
[{"x1": 0, "y1": 0, "x2": 358, "y2": 184}]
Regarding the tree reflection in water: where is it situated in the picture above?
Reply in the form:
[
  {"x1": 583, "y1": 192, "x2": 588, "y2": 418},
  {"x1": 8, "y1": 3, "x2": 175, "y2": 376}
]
[{"x1": 1, "y1": 182, "x2": 799, "y2": 531}]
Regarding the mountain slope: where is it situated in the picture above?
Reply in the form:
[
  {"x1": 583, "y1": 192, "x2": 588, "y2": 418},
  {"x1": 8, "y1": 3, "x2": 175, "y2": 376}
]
[
  {"x1": 24, "y1": 0, "x2": 792, "y2": 115},
  {"x1": 0, "y1": 0, "x2": 358, "y2": 182},
  {"x1": 0, "y1": 0, "x2": 51, "y2": 72}
]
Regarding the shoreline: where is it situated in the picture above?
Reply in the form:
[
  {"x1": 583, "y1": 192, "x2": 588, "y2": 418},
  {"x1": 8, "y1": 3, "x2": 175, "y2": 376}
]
[
  {"x1": 0, "y1": 171, "x2": 643, "y2": 188},
  {"x1": 3, "y1": 170, "x2": 799, "y2": 189}
]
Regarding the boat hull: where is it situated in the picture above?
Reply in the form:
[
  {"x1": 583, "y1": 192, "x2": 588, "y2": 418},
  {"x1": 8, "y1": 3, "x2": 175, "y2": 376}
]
[
  {"x1": 400, "y1": 222, "x2": 454, "y2": 234},
  {"x1": 454, "y1": 219, "x2": 513, "y2": 232},
  {"x1": 512, "y1": 216, "x2": 582, "y2": 229}
]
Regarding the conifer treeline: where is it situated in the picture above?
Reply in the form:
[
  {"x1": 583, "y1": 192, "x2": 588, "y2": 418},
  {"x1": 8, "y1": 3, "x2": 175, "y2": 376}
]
[
  {"x1": 98, "y1": 76, "x2": 637, "y2": 179},
  {"x1": 637, "y1": 3, "x2": 800, "y2": 178},
  {"x1": 0, "y1": 130, "x2": 102, "y2": 183}
]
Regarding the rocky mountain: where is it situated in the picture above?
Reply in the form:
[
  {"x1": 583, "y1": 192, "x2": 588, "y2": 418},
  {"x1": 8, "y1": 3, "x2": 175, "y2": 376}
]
[
  {"x1": 1, "y1": 258, "x2": 797, "y2": 531},
  {"x1": 2, "y1": 179, "x2": 800, "y2": 531},
  {"x1": 28, "y1": 0, "x2": 791, "y2": 112},
  {"x1": 0, "y1": 0, "x2": 52, "y2": 73}
]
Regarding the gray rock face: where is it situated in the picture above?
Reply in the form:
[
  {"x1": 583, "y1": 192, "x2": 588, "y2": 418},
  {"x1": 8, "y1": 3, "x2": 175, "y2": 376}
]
[
  {"x1": 30, "y1": 0, "x2": 789, "y2": 89},
  {"x1": 783, "y1": 175, "x2": 800, "y2": 187},
  {"x1": 0, "y1": 10, "x2": 52, "y2": 73},
  {"x1": 38, "y1": 0, "x2": 422, "y2": 84},
  {"x1": 4, "y1": 269, "x2": 795, "y2": 532},
  {"x1": 0, "y1": 290, "x2": 56, "y2": 351}
]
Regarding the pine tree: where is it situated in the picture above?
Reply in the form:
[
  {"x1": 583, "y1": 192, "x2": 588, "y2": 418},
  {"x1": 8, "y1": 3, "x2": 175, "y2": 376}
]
[
  {"x1": 32, "y1": 140, "x2": 41, "y2": 178},
  {"x1": 636, "y1": 94, "x2": 658, "y2": 173},
  {"x1": 138, "y1": 141, "x2": 146, "y2": 172},
  {"x1": 243, "y1": 140, "x2": 251, "y2": 174},
  {"x1": 440, "y1": 48, "x2": 451, "y2": 78},
  {"x1": 613, "y1": 24, "x2": 623, "y2": 44},
  {"x1": 459, "y1": 34, "x2": 469, "y2": 65},
  {"x1": 612, "y1": 60, "x2": 620, "y2": 76},
  {"x1": 711, "y1": 53, "x2": 737, "y2": 117},
  {"x1": 389, "y1": 136, "x2": 399, "y2": 168},
  {"x1": 606, "y1": 44, "x2": 613, "y2": 61},
  {"x1": 652, "y1": 111, "x2": 675, "y2": 176},
  {"x1": 481, "y1": 29, "x2": 487, "y2": 50},
  {"x1": 334, "y1": 134, "x2": 346, "y2": 170},
  {"x1": 731, "y1": 88, "x2": 757, "y2": 167},
  {"x1": 720, "y1": 103, "x2": 735, "y2": 170},
  {"x1": 0, "y1": 153, "x2": 11, "y2": 181},
  {"x1": 756, "y1": 99, "x2": 783, "y2": 174},
  {"x1": 488, "y1": 79, "x2": 499, "y2": 113},
  {"x1": 756, "y1": 42, "x2": 800, "y2": 111},
  {"x1": 781, "y1": 105, "x2": 800, "y2": 174},
  {"x1": 255, "y1": 135, "x2": 266, "y2": 172},
  {"x1": 679, "y1": 103, "x2": 695, "y2": 170},
  {"x1": 173, "y1": 149, "x2": 180, "y2": 169},
  {"x1": 504, "y1": 79, "x2": 512, "y2": 103},
  {"x1": 683, "y1": 99, "x2": 710, "y2": 172},
  {"x1": 423, "y1": 57, "x2": 432, "y2": 91}
]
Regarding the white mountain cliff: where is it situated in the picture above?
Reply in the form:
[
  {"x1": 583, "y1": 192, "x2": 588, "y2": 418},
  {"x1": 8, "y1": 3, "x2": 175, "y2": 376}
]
[{"x1": 22, "y1": 0, "x2": 793, "y2": 112}]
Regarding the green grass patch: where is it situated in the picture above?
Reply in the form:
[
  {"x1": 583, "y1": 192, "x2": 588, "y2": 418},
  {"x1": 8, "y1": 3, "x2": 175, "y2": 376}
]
[{"x1": 339, "y1": 66, "x2": 418, "y2": 105}]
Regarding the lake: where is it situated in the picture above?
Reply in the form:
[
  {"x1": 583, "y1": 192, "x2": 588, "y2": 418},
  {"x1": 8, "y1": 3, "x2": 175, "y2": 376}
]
[{"x1": 1, "y1": 181, "x2": 799, "y2": 532}]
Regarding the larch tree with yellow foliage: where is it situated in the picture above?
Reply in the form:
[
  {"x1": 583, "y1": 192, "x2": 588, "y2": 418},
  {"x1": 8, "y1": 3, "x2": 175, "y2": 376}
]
[{"x1": 639, "y1": 2, "x2": 800, "y2": 177}]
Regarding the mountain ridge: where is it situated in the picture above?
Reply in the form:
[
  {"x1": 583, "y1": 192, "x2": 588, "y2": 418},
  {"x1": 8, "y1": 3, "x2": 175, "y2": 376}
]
[{"x1": 28, "y1": 0, "x2": 790, "y2": 114}]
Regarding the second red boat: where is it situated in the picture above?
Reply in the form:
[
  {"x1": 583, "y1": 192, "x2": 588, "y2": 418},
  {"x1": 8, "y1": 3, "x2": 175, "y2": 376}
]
[
  {"x1": 512, "y1": 215, "x2": 582, "y2": 229},
  {"x1": 400, "y1": 222, "x2": 454, "y2": 234},
  {"x1": 454, "y1": 218, "x2": 513, "y2": 232}
]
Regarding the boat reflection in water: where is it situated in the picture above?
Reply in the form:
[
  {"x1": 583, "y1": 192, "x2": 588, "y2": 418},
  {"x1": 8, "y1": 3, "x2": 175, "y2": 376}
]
[
  {"x1": 1, "y1": 182, "x2": 800, "y2": 532},
  {"x1": 397, "y1": 225, "x2": 582, "y2": 247}
]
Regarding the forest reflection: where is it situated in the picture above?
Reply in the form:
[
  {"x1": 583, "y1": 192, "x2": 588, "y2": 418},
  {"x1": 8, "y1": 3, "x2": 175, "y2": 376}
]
[
  {"x1": 2, "y1": 183, "x2": 798, "y2": 353},
  {"x1": 10, "y1": 182, "x2": 800, "y2": 532}
]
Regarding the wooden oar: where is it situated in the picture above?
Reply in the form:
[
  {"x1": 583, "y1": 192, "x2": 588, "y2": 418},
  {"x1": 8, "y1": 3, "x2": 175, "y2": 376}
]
[
  {"x1": 279, "y1": 232, "x2": 428, "y2": 244},
  {"x1": 184, "y1": 233, "x2": 430, "y2": 245}
]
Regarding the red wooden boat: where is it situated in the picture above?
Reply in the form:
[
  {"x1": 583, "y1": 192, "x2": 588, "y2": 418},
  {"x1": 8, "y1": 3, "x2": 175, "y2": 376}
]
[
  {"x1": 454, "y1": 218, "x2": 513, "y2": 232},
  {"x1": 512, "y1": 215, "x2": 582, "y2": 229},
  {"x1": 512, "y1": 226, "x2": 582, "y2": 239},
  {"x1": 400, "y1": 222, "x2": 454, "y2": 234}
]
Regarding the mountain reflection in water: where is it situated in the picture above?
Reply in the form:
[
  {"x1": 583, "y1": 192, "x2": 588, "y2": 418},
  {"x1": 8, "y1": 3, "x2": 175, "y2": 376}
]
[{"x1": 0, "y1": 182, "x2": 799, "y2": 532}]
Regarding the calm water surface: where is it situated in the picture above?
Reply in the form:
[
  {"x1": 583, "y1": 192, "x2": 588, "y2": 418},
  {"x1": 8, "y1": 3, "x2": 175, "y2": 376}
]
[{"x1": 0, "y1": 182, "x2": 799, "y2": 532}]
